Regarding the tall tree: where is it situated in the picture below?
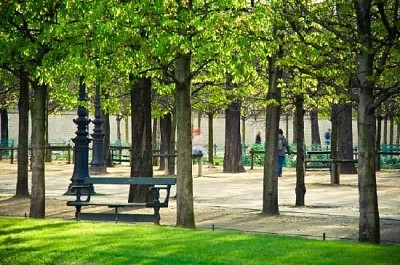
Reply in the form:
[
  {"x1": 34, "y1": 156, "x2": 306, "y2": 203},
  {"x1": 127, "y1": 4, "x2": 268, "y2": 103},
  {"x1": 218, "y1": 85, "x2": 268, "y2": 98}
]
[
  {"x1": 223, "y1": 74, "x2": 245, "y2": 173},
  {"x1": 337, "y1": 103, "x2": 357, "y2": 174},
  {"x1": 263, "y1": 54, "x2": 282, "y2": 215},
  {"x1": 289, "y1": 0, "x2": 400, "y2": 243},
  {"x1": 309, "y1": 109, "x2": 321, "y2": 147},
  {"x1": 129, "y1": 76, "x2": 154, "y2": 202},
  {"x1": 16, "y1": 70, "x2": 30, "y2": 197},
  {"x1": 0, "y1": 1, "x2": 61, "y2": 218},
  {"x1": 29, "y1": 82, "x2": 47, "y2": 218},
  {"x1": 175, "y1": 54, "x2": 195, "y2": 228},
  {"x1": 294, "y1": 95, "x2": 306, "y2": 206}
]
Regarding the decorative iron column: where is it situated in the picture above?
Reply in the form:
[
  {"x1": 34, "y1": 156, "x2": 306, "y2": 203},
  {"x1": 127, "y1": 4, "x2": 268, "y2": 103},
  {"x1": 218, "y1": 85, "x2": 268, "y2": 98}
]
[
  {"x1": 90, "y1": 80, "x2": 106, "y2": 174},
  {"x1": 65, "y1": 76, "x2": 93, "y2": 194}
]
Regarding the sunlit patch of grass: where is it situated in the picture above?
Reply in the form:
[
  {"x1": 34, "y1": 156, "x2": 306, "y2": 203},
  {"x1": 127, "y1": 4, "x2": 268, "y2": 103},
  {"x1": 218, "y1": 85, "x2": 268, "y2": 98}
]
[{"x1": 0, "y1": 218, "x2": 399, "y2": 265}]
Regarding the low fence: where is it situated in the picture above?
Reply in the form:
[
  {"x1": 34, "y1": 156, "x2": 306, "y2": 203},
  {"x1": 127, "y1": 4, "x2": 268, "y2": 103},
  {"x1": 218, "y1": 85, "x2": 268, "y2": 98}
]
[
  {"x1": 242, "y1": 144, "x2": 400, "y2": 169},
  {"x1": 0, "y1": 141, "x2": 16, "y2": 164},
  {"x1": 2, "y1": 141, "x2": 399, "y2": 169},
  {"x1": 0, "y1": 141, "x2": 73, "y2": 164}
]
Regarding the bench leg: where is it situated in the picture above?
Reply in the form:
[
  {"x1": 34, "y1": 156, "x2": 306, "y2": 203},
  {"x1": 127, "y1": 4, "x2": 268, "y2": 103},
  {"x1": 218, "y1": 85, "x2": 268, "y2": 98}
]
[
  {"x1": 114, "y1": 207, "x2": 119, "y2": 223},
  {"x1": 154, "y1": 206, "x2": 160, "y2": 225},
  {"x1": 75, "y1": 206, "x2": 81, "y2": 220}
]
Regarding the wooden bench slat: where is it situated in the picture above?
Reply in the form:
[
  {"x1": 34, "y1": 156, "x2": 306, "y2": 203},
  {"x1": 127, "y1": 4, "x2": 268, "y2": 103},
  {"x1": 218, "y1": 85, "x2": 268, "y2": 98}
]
[
  {"x1": 84, "y1": 177, "x2": 176, "y2": 185},
  {"x1": 305, "y1": 159, "x2": 358, "y2": 171},
  {"x1": 67, "y1": 201, "x2": 169, "y2": 208}
]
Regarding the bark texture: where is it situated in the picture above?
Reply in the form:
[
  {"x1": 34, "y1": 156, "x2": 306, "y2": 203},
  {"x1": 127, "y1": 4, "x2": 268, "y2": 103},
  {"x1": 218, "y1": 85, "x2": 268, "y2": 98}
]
[
  {"x1": 16, "y1": 71, "x2": 30, "y2": 197},
  {"x1": 102, "y1": 112, "x2": 114, "y2": 167},
  {"x1": 309, "y1": 109, "x2": 321, "y2": 147},
  {"x1": 338, "y1": 104, "x2": 357, "y2": 174},
  {"x1": 262, "y1": 55, "x2": 282, "y2": 215},
  {"x1": 295, "y1": 96, "x2": 306, "y2": 206},
  {"x1": 355, "y1": 0, "x2": 380, "y2": 243},
  {"x1": 160, "y1": 113, "x2": 175, "y2": 175},
  {"x1": 175, "y1": 54, "x2": 195, "y2": 228},
  {"x1": 223, "y1": 74, "x2": 245, "y2": 173},
  {"x1": 207, "y1": 113, "x2": 214, "y2": 166},
  {"x1": 29, "y1": 83, "x2": 47, "y2": 218},
  {"x1": 129, "y1": 76, "x2": 153, "y2": 203}
]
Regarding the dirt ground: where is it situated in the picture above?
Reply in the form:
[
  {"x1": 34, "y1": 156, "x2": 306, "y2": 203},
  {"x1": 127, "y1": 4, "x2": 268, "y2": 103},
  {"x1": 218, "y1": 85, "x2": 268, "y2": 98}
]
[{"x1": 1, "y1": 161, "x2": 399, "y2": 244}]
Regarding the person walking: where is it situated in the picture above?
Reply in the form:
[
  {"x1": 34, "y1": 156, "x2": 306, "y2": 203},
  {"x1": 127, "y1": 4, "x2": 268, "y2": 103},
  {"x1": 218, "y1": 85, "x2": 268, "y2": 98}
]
[
  {"x1": 192, "y1": 128, "x2": 203, "y2": 157},
  {"x1": 324, "y1": 129, "x2": 331, "y2": 147},
  {"x1": 277, "y1": 128, "x2": 290, "y2": 177},
  {"x1": 255, "y1": 131, "x2": 262, "y2": 144}
]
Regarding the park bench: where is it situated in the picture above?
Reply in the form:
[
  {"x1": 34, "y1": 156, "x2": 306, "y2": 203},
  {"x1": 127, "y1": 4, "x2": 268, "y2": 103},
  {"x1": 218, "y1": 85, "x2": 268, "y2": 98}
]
[
  {"x1": 110, "y1": 146, "x2": 131, "y2": 163},
  {"x1": 305, "y1": 158, "x2": 358, "y2": 171},
  {"x1": 66, "y1": 176, "x2": 176, "y2": 224},
  {"x1": 45, "y1": 144, "x2": 72, "y2": 163},
  {"x1": 305, "y1": 150, "x2": 331, "y2": 170},
  {"x1": 0, "y1": 144, "x2": 16, "y2": 164},
  {"x1": 304, "y1": 151, "x2": 357, "y2": 170},
  {"x1": 249, "y1": 149, "x2": 265, "y2": 170}
]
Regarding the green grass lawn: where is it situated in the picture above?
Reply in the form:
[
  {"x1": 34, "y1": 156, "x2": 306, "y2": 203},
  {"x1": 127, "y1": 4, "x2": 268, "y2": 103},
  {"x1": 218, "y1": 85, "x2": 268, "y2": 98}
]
[{"x1": 1, "y1": 217, "x2": 399, "y2": 265}]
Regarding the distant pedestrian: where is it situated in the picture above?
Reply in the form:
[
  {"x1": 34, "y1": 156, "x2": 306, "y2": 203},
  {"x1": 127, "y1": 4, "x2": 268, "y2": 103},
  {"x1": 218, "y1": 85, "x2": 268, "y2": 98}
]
[
  {"x1": 255, "y1": 131, "x2": 262, "y2": 144},
  {"x1": 277, "y1": 129, "x2": 290, "y2": 177},
  {"x1": 324, "y1": 129, "x2": 331, "y2": 147},
  {"x1": 192, "y1": 128, "x2": 203, "y2": 157}
]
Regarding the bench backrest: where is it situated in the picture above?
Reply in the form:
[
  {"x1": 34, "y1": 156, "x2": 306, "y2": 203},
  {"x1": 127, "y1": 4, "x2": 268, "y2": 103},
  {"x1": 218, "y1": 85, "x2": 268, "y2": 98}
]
[{"x1": 83, "y1": 177, "x2": 176, "y2": 186}]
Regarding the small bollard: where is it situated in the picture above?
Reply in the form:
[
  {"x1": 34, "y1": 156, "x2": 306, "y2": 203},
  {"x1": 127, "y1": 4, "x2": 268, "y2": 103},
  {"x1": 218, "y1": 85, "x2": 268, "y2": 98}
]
[
  {"x1": 212, "y1": 224, "x2": 215, "y2": 231},
  {"x1": 323, "y1": 232, "x2": 326, "y2": 240},
  {"x1": 198, "y1": 157, "x2": 202, "y2": 177}
]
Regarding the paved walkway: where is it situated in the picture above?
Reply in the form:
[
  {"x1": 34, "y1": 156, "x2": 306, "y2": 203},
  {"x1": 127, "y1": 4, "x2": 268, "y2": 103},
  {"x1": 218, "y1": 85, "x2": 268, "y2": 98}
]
[{"x1": 1, "y1": 161, "x2": 399, "y2": 243}]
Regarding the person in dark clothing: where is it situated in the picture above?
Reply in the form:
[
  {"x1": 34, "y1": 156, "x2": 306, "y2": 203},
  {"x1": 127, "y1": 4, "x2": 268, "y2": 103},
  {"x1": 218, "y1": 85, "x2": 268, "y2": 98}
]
[
  {"x1": 277, "y1": 129, "x2": 290, "y2": 177},
  {"x1": 255, "y1": 131, "x2": 262, "y2": 144},
  {"x1": 324, "y1": 129, "x2": 331, "y2": 147}
]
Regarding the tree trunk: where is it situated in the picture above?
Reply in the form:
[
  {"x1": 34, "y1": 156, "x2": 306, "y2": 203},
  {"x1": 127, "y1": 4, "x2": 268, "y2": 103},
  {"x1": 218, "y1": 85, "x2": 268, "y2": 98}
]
[
  {"x1": 358, "y1": 93, "x2": 380, "y2": 243},
  {"x1": 160, "y1": 113, "x2": 174, "y2": 175},
  {"x1": 331, "y1": 104, "x2": 339, "y2": 184},
  {"x1": 152, "y1": 118, "x2": 159, "y2": 167},
  {"x1": 383, "y1": 118, "x2": 388, "y2": 145},
  {"x1": 223, "y1": 74, "x2": 245, "y2": 173},
  {"x1": 159, "y1": 116, "x2": 166, "y2": 171},
  {"x1": 285, "y1": 114, "x2": 290, "y2": 142},
  {"x1": 295, "y1": 95, "x2": 306, "y2": 206},
  {"x1": 389, "y1": 116, "x2": 394, "y2": 145},
  {"x1": 310, "y1": 109, "x2": 321, "y2": 147},
  {"x1": 355, "y1": 0, "x2": 380, "y2": 243},
  {"x1": 338, "y1": 103, "x2": 357, "y2": 174},
  {"x1": 207, "y1": 112, "x2": 214, "y2": 167},
  {"x1": 16, "y1": 71, "x2": 30, "y2": 197},
  {"x1": 129, "y1": 75, "x2": 153, "y2": 203},
  {"x1": 29, "y1": 83, "x2": 47, "y2": 218},
  {"x1": 375, "y1": 108, "x2": 382, "y2": 171},
  {"x1": 166, "y1": 113, "x2": 175, "y2": 176},
  {"x1": 196, "y1": 110, "x2": 201, "y2": 128},
  {"x1": 291, "y1": 112, "x2": 297, "y2": 144},
  {"x1": 0, "y1": 109, "x2": 8, "y2": 160},
  {"x1": 175, "y1": 54, "x2": 195, "y2": 228},
  {"x1": 170, "y1": 110, "x2": 177, "y2": 176},
  {"x1": 102, "y1": 111, "x2": 113, "y2": 167},
  {"x1": 242, "y1": 115, "x2": 246, "y2": 144},
  {"x1": 262, "y1": 55, "x2": 282, "y2": 215},
  {"x1": 116, "y1": 115, "x2": 122, "y2": 142},
  {"x1": 124, "y1": 116, "x2": 129, "y2": 144}
]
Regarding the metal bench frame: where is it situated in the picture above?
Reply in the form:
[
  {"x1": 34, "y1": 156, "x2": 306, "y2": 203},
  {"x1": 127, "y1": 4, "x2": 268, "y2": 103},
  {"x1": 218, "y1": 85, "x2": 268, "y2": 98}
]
[{"x1": 67, "y1": 177, "x2": 176, "y2": 224}]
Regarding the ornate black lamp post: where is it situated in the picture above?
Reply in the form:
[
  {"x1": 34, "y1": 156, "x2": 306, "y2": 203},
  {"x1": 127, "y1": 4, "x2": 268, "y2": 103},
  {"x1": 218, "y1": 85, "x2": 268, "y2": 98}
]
[
  {"x1": 65, "y1": 76, "x2": 93, "y2": 194},
  {"x1": 90, "y1": 81, "x2": 106, "y2": 174}
]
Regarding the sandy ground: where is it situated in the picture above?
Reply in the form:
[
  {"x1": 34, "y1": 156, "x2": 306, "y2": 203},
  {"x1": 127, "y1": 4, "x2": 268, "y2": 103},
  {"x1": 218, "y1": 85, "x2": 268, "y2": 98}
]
[{"x1": 1, "y1": 161, "x2": 399, "y2": 244}]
